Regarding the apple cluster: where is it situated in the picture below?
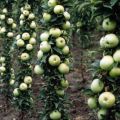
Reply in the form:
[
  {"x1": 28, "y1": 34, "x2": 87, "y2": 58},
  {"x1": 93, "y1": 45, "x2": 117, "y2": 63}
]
[
  {"x1": 34, "y1": 0, "x2": 70, "y2": 119},
  {"x1": 88, "y1": 18, "x2": 119, "y2": 119},
  {"x1": 12, "y1": 3, "x2": 36, "y2": 109}
]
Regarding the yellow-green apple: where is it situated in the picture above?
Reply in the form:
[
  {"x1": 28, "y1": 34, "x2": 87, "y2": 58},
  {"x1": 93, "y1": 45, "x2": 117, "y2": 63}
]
[
  {"x1": 22, "y1": 32, "x2": 30, "y2": 40},
  {"x1": 19, "y1": 83, "x2": 28, "y2": 91},
  {"x1": 16, "y1": 39, "x2": 25, "y2": 47},
  {"x1": 48, "y1": 0, "x2": 57, "y2": 7},
  {"x1": 54, "y1": 5, "x2": 64, "y2": 14},
  {"x1": 13, "y1": 88, "x2": 20, "y2": 96},
  {"x1": 43, "y1": 13, "x2": 51, "y2": 22},
  {"x1": 40, "y1": 41, "x2": 51, "y2": 53},
  {"x1": 56, "y1": 37, "x2": 66, "y2": 48},
  {"x1": 37, "y1": 50, "x2": 43, "y2": 60},
  {"x1": 24, "y1": 76, "x2": 32, "y2": 84},
  {"x1": 62, "y1": 45, "x2": 70, "y2": 55},
  {"x1": 56, "y1": 89, "x2": 65, "y2": 96},
  {"x1": 26, "y1": 44, "x2": 33, "y2": 51},
  {"x1": 50, "y1": 110, "x2": 61, "y2": 120},
  {"x1": 62, "y1": 21, "x2": 71, "y2": 30},
  {"x1": 63, "y1": 11, "x2": 70, "y2": 20},
  {"x1": 29, "y1": 38, "x2": 36, "y2": 45},
  {"x1": 87, "y1": 97, "x2": 97, "y2": 109},
  {"x1": 109, "y1": 67, "x2": 120, "y2": 77},
  {"x1": 40, "y1": 32, "x2": 49, "y2": 41},
  {"x1": 61, "y1": 79, "x2": 69, "y2": 88},
  {"x1": 34, "y1": 65, "x2": 44, "y2": 75},
  {"x1": 30, "y1": 21, "x2": 36, "y2": 29},
  {"x1": 20, "y1": 53, "x2": 30, "y2": 61},
  {"x1": 49, "y1": 28, "x2": 62, "y2": 38},
  {"x1": 97, "y1": 108, "x2": 107, "y2": 120},
  {"x1": 58, "y1": 63, "x2": 69, "y2": 74},
  {"x1": 113, "y1": 49, "x2": 120, "y2": 62},
  {"x1": 28, "y1": 13, "x2": 35, "y2": 20}
]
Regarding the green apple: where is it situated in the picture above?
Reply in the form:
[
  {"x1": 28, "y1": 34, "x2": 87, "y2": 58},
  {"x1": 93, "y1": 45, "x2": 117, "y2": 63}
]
[
  {"x1": 20, "y1": 20, "x2": 24, "y2": 26},
  {"x1": 30, "y1": 21, "x2": 36, "y2": 29},
  {"x1": 62, "y1": 45, "x2": 70, "y2": 55},
  {"x1": 2, "y1": 8, "x2": 8, "y2": 14},
  {"x1": 13, "y1": 88, "x2": 20, "y2": 96},
  {"x1": 99, "y1": 92, "x2": 115, "y2": 108},
  {"x1": 102, "y1": 18, "x2": 116, "y2": 31},
  {"x1": 50, "y1": 110, "x2": 61, "y2": 120},
  {"x1": 62, "y1": 21, "x2": 71, "y2": 30},
  {"x1": 61, "y1": 79, "x2": 69, "y2": 88},
  {"x1": 32, "y1": 32, "x2": 37, "y2": 38},
  {"x1": 54, "y1": 5, "x2": 64, "y2": 14},
  {"x1": 56, "y1": 37, "x2": 66, "y2": 48},
  {"x1": 113, "y1": 49, "x2": 120, "y2": 62},
  {"x1": 7, "y1": 32, "x2": 14, "y2": 38},
  {"x1": 87, "y1": 97, "x2": 97, "y2": 109},
  {"x1": 100, "y1": 34, "x2": 119, "y2": 48},
  {"x1": 37, "y1": 50, "x2": 43, "y2": 60},
  {"x1": 40, "y1": 41, "x2": 51, "y2": 53},
  {"x1": 0, "y1": 15, "x2": 5, "y2": 20},
  {"x1": 63, "y1": 11, "x2": 70, "y2": 20},
  {"x1": 7, "y1": 18, "x2": 14, "y2": 25},
  {"x1": 20, "y1": 7, "x2": 24, "y2": 12},
  {"x1": 43, "y1": 13, "x2": 51, "y2": 22},
  {"x1": 109, "y1": 67, "x2": 120, "y2": 77},
  {"x1": 16, "y1": 39, "x2": 25, "y2": 47},
  {"x1": 23, "y1": 10, "x2": 29, "y2": 16},
  {"x1": 20, "y1": 53, "x2": 30, "y2": 61},
  {"x1": 0, "y1": 66, "x2": 6, "y2": 72},
  {"x1": 34, "y1": 65, "x2": 44, "y2": 75},
  {"x1": 20, "y1": 14, "x2": 25, "y2": 20},
  {"x1": 91, "y1": 79, "x2": 104, "y2": 93},
  {"x1": 9, "y1": 79, "x2": 15, "y2": 85},
  {"x1": 97, "y1": 108, "x2": 107, "y2": 120},
  {"x1": 0, "y1": 57, "x2": 5, "y2": 63},
  {"x1": 48, "y1": 0, "x2": 57, "y2": 7},
  {"x1": 49, "y1": 28, "x2": 62, "y2": 38},
  {"x1": 100, "y1": 55, "x2": 114, "y2": 70},
  {"x1": 40, "y1": 32, "x2": 49, "y2": 41},
  {"x1": 19, "y1": 83, "x2": 28, "y2": 91},
  {"x1": 25, "y1": 4, "x2": 31, "y2": 10},
  {"x1": 12, "y1": 23, "x2": 17, "y2": 29},
  {"x1": 56, "y1": 89, "x2": 65, "y2": 96},
  {"x1": 22, "y1": 32, "x2": 30, "y2": 40},
  {"x1": 29, "y1": 38, "x2": 36, "y2": 45},
  {"x1": 58, "y1": 63, "x2": 69, "y2": 74},
  {"x1": 0, "y1": 27, "x2": 6, "y2": 33},
  {"x1": 48, "y1": 55, "x2": 61, "y2": 66},
  {"x1": 26, "y1": 44, "x2": 33, "y2": 51},
  {"x1": 28, "y1": 13, "x2": 35, "y2": 20},
  {"x1": 24, "y1": 76, "x2": 32, "y2": 84}
]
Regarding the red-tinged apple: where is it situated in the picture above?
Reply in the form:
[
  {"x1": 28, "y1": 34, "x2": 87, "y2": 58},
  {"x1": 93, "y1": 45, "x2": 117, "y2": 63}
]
[
  {"x1": 48, "y1": 0, "x2": 57, "y2": 7},
  {"x1": 56, "y1": 37, "x2": 66, "y2": 48},
  {"x1": 48, "y1": 55, "x2": 61, "y2": 66},
  {"x1": 113, "y1": 49, "x2": 120, "y2": 62},
  {"x1": 29, "y1": 38, "x2": 36, "y2": 45},
  {"x1": 30, "y1": 21, "x2": 36, "y2": 29},
  {"x1": 24, "y1": 76, "x2": 32, "y2": 84},
  {"x1": 34, "y1": 65, "x2": 44, "y2": 75},
  {"x1": 58, "y1": 63, "x2": 69, "y2": 74},
  {"x1": 87, "y1": 97, "x2": 97, "y2": 109},
  {"x1": 50, "y1": 110, "x2": 61, "y2": 120},
  {"x1": 26, "y1": 44, "x2": 33, "y2": 51},
  {"x1": 28, "y1": 13, "x2": 35, "y2": 20},
  {"x1": 23, "y1": 10, "x2": 29, "y2": 16},
  {"x1": 102, "y1": 18, "x2": 116, "y2": 31},
  {"x1": 61, "y1": 79, "x2": 69, "y2": 88},
  {"x1": 16, "y1": 39, "x2": 25, "y2": 47},
  {"x1": 43, "y1": 13, "x2": 51, "y2": 22},
  {"x1": 63, "y1": 11, "x2": 70, "y2": 20},
  {"x1": 91, "y1": 79, "x2": 104, "y2": 93},
  {"x1": 19, "y1": 83, "x2": 28, "y2": 91},
  {"x1": 20, "y1": 53, "x2": 30, "y2": 61},
  {"x1": 62, "y1": 45, "x2": 70, "y2": 55},
  {"x1": 49, "y1": 28, "x2": 62, "y2": 38},
  {"x1": 40, "y1": 41, "x2": 51, "y2": 53},
  {"x1": 22, "y1": 32, "x2": 30, "y2": 40},
  {"x1": 7, "y1": 32, "x2": 14, "y2": 38},
  {"x1": 54, "y1": 5, "x2": 64, "y2": 14},
  {"x1": 100, "y1": 55, "x2": 114, "y2": 70},
  {"x1": 97, "y1": 109, "x2": 107, "y2": 120},
  {"x1": 37, "y1": 50, "x2": 43, "y2": 60},
  {"x1": 56, "y1": 89, "x2": 65, "y2": 96},
  {"x1": 13, "y1": 88, "x2": 20, "y2": 96},
  {"x1": 99, "y1": 92, "x2": 115, "y2": 108},
  {"x1": 62, "y1": 21, "x2": 71, "y2": 30},
  {"x1": 40, "y1": 32, "x2": 49, "y2": 41},
  {"x1": 109, "y1": 67, "x2": 120, "y2": 77}
]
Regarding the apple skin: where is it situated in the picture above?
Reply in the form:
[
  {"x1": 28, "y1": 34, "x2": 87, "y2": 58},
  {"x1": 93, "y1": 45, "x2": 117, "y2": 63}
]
[
  {"x1": 7, "y1": 18, "x2": 14, "y2": 25},
  {"x1": 29, "y1": 38, "x2": 36, "y2": 45},
  {"x1": 56, "y1": 37, "x2": 66, "y2": 48},
  {"x1": 56, "y1": 89, "x2": 65, "y2": 96},
  {"x1": 97, "y1": 108, "x2": 107, "y2": 120},
  {"x1": 37, "y1": 50, "x2": 43, "y2": 60},
  {"x1": 9, "y1": 79, "x2": 15, "y2": 85},
  {"x1": 48, "y1": 55, "x2": 61, "y2": 66},
  {"x1": 22, "y1": 32, "x2": 30, "y2": 40},
  {"x1": 100, "y1": 34, "x2": 119, "y2": 48},
  {"x1": 19, "y1": 83, "x2": 28, "y2": 91},
  {"x1": 113, "y1": 49, "x2": 120, "y2": 62},
  {"x1": 0, "y1": 66, "x2": 6, "y2": 72},
  {"x1": 28, "y1": 13, "x2": 35, "y2": 20},
  {"x1": 50, "y1": 110, "x2": 61, "y2": 120},
  {"x1": 34, "y1": 65, "x2": 44, "y2": 75},
  {"x1": 40, "y1": 32, "x2": 49, "y2": 41},
  {"x1": 24, "y1": 76, "x2": 32, "y2": 84},
  {"x1": 63, "y1": 11, "x2": 70, "y2": 20},
  {"x1": 13, "y1": 88, "x2": 20, "y2": 96},
  {"x1": 30, "y1": 21, "x2": 36, "y2": 29},
  {"x1": 98, "y1": 92, "x2": 115, "y2": 108},
  {"x1": 23, "y1": 10, "x2": 29, "y2": 16},
  {"x1": 49, "y1": 28, "x2": 62, "y2": 38},
  {"x1": 87, "y1": 97, "x2": 97, "y2": 109},
  {"x1": 61, "y1": 79, "x2": 69, "y2": 88},
  {"x1": 100, "y1": 55, "x2": 114, "y2": 70},
  {"x1": 48, "y1": 0, "x2": 57, "y2": 7},
  {"x1": 0, "y1": 57, "x2": 5, "y2": 63},
  {"x1": 109, "y1": 67, "x2": 120, "y2": 77},
  {"x1": 26, "y1": 44, "x2": 33, "y2": 51},
  {"x1": 20, "y1": 53, "x2": 30, "y2": 61},
  {"x1": 58, "y1": 63, "x2": 69, "y2": 74},
  {"x1": 102, "y1": 18, "x2": 116, "y2": 31},
  {"x1": 7, "y1": 32, "x2": 14, "y2": 38},
  {"x1": 40, "y1": 41, "x2": 51, "y2": 53},
  {"x1": 91, "y1": 79, "x2": 104, "y2": 93},
  {"x1": 62, "y1": 45, "x2": 70, "y2": 55},
  {"x1": 16, "y1": 39, "x2": 25, "y2": 47},
  {"x1": 43, "y1": 13, "x2": 51, "y2": 22},
  {"x1": 54, "y1": 5, "x2": 64, "y2": 14},
  {"x1": 62, "y1": 21, "x2": 71, "y2": 30}
]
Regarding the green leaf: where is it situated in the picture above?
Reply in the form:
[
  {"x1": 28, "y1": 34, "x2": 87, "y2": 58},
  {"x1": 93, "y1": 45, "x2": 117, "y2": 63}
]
[{"x1": 110, "y1": 0, "x2": 118, "y2": 6}]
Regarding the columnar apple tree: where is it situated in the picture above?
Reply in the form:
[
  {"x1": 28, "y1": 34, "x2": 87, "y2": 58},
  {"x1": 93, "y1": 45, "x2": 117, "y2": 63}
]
[
  {"x1": 34, "y1": 0, "x2": 71, "y2": 119},
  {"x1": 87, "y1": 0, "x2": 120, "y2": 120},
  {"x1": 0, "y1": 1, "x2": 16, "y2": 103},
  {"x1": 13, "y1": 3, "x2": 37, "y2": 113}
]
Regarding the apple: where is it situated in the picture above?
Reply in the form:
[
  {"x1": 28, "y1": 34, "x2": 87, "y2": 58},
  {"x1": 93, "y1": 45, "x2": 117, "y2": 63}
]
[
  {"x1": 16, "y1": 34, "x2": 21, "y2": 40},
  {"x1": 63, "y1": 11, "x2": 70, "y2": 20},
  {"x1": 50, "y1": 110, "x2": 61, "y2": 120},
  {"x1": 97, "y1": 109, "x2": 107, "y2": 120},
  {"x1": 26, "y1": 44, "x2": 33, "y2": 51},
  {"x1": 100, "y1": 34, "x2": 119, "y2": 48},
  {"x1": 109, "y1": 67, "x2": 120, "y2": 77},
  {"x1": 25, "y1": 4, "x2": 31, "y2": 10},
  {"x1": 32, "y1": 32, "x2": 37, "y2": 38},
  {"x1": 2, "y1": 8, "x2": 8, "y2": 14},
  {"x1": 98, "y1": 92, "x2": 115, "y2": 108},
  {"x1": 87, "y1": 97, "x2": 97, "y2": 109},
  {"x1": 64, "y1": 59, "x2": 70, "y2": 66},
  {"x1": 100, "y1": 55, "x2": 114, "y2": 70},
  {"x1": 7, "y1": 32, "x2": 14, "y2": 38},
  {"x1": 7, "y1": 18, "x2": 14, "y2": 25},
  {"x1": 0, "y1": 57, "x2": 5, "y2": 63},
  {"x1": 113, "y1": 49, "x2": 120, "y2": 62},
  {"x1": 16, "y1": 39, "x2": 25, "y2": 47},
  {"x1": 61, "y1": 79, "x2": 69, "y2": 88},
  {"x1": 91, "y1": 79, "x2": 104, "y2": 93},
  {"x1": 49, "y1": 28, "x2": 62, "y2": 38},
  {"x1": 48, "y1": 0, "x2": 57, "y2": 7},
  {"x1": 30, "y1": 21, "x2": 36, "y2": 29},
  {"x1": 0, "y1": 15, "x2": 5, "y2": 20},
  {"x1": 28, "y1": 13, "x2": 35, "y2": 20},
  {"x1": 48, "y1": 55, "x2": 61, "y2": 66},
  {"x1": 43, "y1": 13, "x2": 51, "y2": 22},
  {"x1": 19, "y1": 83, "x2": 28, "y2": 91},
  {"x1": 40, "y1": 32, "x2": 49, "y2": 41},
  {"x1": 76, "y1": 21, "x2": 83, "y2": 27},
  {"x1": 54, "y1": 5, "x2": 64, "y2": 14},
  {"x1": 56, "y1": 89, "x2": 65, "y2": 96},
  {"x1": 37, "y1": 50, "x2": 43, "y2": 60},
  {"x1": 0, "y1": 27, "x2": 6, "y2": 33},
  {"x1": 20, "y1": 14, "x2": 25, "y2": 20},
  {"x1": 102, "y1": 18, "x2": 116, "y2": 31},
  {"x1": 20, "y1": 20, "x2": 24, "y2": 26},
  {"x1": 58, "y1": 63, "x2": 69, "y2": 74},
  {"x1": 40, "y1": 41, "x2": 51, "y2": 53},
  {"x1": 9, "y1": 79, "x2": 15, "y2": 85},
  {"x1": 20, "y1": 53, "x2": 30, "y2": 61},
  {"x1": 56, "y1": 37, "x2": 66, "y2": 48},
  {"x1": 62, "y1": 21, "x2": 71, "y2": 30},
  {"x1": 29, "y1": 38, "x2": 36, "y2": 45},
  {"x1": 23, "y1": 10, "x2": 29, "y2": 16},
  {"x1": 62, "y1": 45, "x2": 70, "y2": 55},
  {"x1": 13, "y1": 88, "x2": 20, "y2": 96},
  {"x1": 22, "y1": 32, "x2": 30, "y2": 40},
  {"x1": 24, "y1": 76, "x2": 32, "y2": 84},
  {"x1": 34, "y1": 65, "x2": 44, "y2": 75},
  {"x1": 12, "y1": 23, "x2": 17, "y2": 29}
]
